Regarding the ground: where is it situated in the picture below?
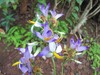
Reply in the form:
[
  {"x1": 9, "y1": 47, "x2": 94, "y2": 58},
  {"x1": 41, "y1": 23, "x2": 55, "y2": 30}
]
[{"x1": 0, "y1": 39, "x2": 94, "y2": 75}]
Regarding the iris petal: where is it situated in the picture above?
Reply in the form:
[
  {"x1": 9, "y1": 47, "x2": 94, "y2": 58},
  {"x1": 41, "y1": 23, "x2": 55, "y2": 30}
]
[
  {"x1": 49, "y1": 42, "x2": 56, "y2": 52},
  {"x1": 50, "y1": 10, "x2": 56, "y2": 17},
  {"x1": 55, "y1": 14, "x2": 63, "y2": 19},
  {"x1": 56, "y1": 44, "x2": 62, "y2": 53},
  {"x1": 43, "y1": 30, "x2": 52, "y2": 38},
  {"x1": 35, "y1": 31, "x2": 44, "y2": 40},
  {"x1": 19, "y1": 64, "x2": 28, "y2": 74},
  {"x1": 24, "y1": 47, "x2": 31, "y2": 59},
  {"x1": 76, "y1": 39, "x2": 82, "y2": 46},
  {"x1": 76, "y1": 46, "x2": 88, "y2": 52},
  {"x1": 48, "y1": 34, "x2": 59, "y2": 42},
  {"x1": 38, "y1": 46, "x2": 50, "y2": 57},
  {"x1": 45, "y1": 3, "x2": 50, "y2": 16},
  {"x1": 17, "y1": 48, "x2": 25, "y2": 53},
  {"x1": 70, "y1": 37, "x2": 76, "y2": 49},
  {"x1": 39, "y1": 3, "x2": 50, "y2": 17}
]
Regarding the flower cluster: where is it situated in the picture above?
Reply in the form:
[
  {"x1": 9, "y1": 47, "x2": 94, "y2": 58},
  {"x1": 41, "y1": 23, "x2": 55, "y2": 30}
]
[{"x1": 13, "y1": 3, "x2": 88, "y2": 75}]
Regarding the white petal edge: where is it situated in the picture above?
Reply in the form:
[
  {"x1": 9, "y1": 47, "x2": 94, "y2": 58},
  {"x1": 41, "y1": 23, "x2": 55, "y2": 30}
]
[
  {"x1": 49, "y1": 42, "x2": 56, "y2": 52},
  {"x1": 56, "y1": 45, "x2": 62, "y2": 53},
  {"x1": 34, "y1": 47, "x2": 41, "y2": 57}
]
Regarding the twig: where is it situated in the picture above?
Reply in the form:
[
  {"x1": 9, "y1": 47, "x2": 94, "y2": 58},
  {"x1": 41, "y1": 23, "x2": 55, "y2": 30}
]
[
  {"x1": 61, "y1": 0, "x2": 67, "y2": 13},
  {"x1": 54, "y1": 0, "x2": 57, "y2": 10},
  {"x1": 70, "y1": 0, "x2": 93, "y2": 34},
  {"x1": 54, "y1": 0, "x2": 61, "y2": 10},
  {"x1": 88, "y1": 5, "x2": 100, "y2": 19},
  {"x1": 65, "y1": 0, "x2": 75, "y2": 18}
]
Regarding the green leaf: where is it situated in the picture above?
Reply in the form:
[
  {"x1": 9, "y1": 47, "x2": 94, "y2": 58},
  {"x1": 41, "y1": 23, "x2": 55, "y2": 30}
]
[
  {"x1": 66, "y1": 18, "x2": 73, "y2": 26},
  {"x1": 72, "y1": 12, "x2": 78, "y2": 20},
  {"x1": 38, "y1": 0, "x2": 46, "y2": 6},
  {"x1": 12, "y1": 4, "x2": 17, "y2": 10},
  {"x1": 74, "y1": 6, "x2": 79, "y2": 11},
  {"x1": 76, "y1": 0, "x2": 83, "y2": 5},
  {"x1": 0, "y1": 0, "x2": 5, "y2": 5}
]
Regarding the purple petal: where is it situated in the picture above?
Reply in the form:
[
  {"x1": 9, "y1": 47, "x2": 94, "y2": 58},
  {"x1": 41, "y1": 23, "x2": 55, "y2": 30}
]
[
  {"x1": 17, "y1": 48, "x2": 25, "y2": 53},
  {"x1": 20, "y1": 57, "x2": 26, "y2": 64},
  {"x1": 45, "y1": 3, "x2": 50, "y2": 16},
  {"x1": 76, "y1": 39, "x2": 82, "y2": 46},
  {"x1": 42, "y1": 21, "x2": 49, "y2": 29},
  {"x1": 27, "y1": 62, "x2": 32, "y2": 72},
  {"x1": 39, "y1": 4, "x2": 45, "y2": 14},
  {"x1": 35, "y1": 31, "x2": 43, "y2": 40},
  {"x1": 42, "y1": 22, "x2": 52, "y2": 37},
  {"x1": 27, "y1": 72, "x2": 31, "y2": 75},
  {"x1": 50, "y1": 10, "x2": 56, "y2": 17},
  {"x1": 55, "y1": 14, "x2": 63, "y2": 19},
  {"x1": 24, "y1": 47, "x2": 31, "y2": 59},
  {"x1": 48, "y1": 34, "x2": 59, "y2": 42},
  {"x1": 70, "y1": 36, "x2": 76, "y2": 49},
  {"x1": 38, "y1": 46, "x2": 50, "y2": 57},
  {"x1": 19, "y1": 64, "x2": 28, "y2": 74},
  {"x1": 46, "y1": 3, "x2": 50, "y2": 11},
  {"x1": 43, "y1": 30, "x2": 52, "y2": 38},
  {"x1": 76, "y1": 46, "x2": 89, "y2": 52},
  {"x1": 39, "y1": 3, "x2": 50, "y2": 17}
]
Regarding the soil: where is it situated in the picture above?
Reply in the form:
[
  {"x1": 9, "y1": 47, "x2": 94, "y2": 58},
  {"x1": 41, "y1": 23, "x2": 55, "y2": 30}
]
[{"x1": 0, "y1": 40, "x2": 94, "y2": 75}]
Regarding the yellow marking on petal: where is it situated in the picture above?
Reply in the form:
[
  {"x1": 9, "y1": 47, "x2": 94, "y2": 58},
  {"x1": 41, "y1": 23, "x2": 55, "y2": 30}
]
[
  {"x1": 40, "y1": 15, "x2": 46, "y2": 22},
  {"x1": 50, "y1": 18, "x2": 58, "y2": 26},
  {"x1": 44, "y1": 37, "x2": 51, "y2": 41},
  {"x1": 56, "y1": 38, "x2": 62, "y2": 43},
  {"x1": 12, "y1": 61, "x2": 21, "y2": 66},
  {"x1": 53, "y1": 52, "x2": 64, "y2": 59},
  {"x1": 28, "y1": 20, "x2": 36, "y2": 24}
]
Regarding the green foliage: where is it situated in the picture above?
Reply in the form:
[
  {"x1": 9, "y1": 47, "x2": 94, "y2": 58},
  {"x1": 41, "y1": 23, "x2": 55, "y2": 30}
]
[
  {"x1": 65, "y1": 0, "x2": 83, "y2": 27},
  {"x1": 0, "y1": 13, "x2": 15, "y2": 32},
  {"x1": 2, "y1": 26, "x2": 33, "y2": 48},
  {"x1": 38, "y1": 0, "x2": 46, "y2": 5},
  {"x1": 75, "y1": 0, "x2": 83, "y2": 5},
  {"x1": 88, "y1": 42, "x2": 100, "y2": 75},
  {"x1": 58, "y1": 21, "x2": 69, "y2": 34},
  {"x1": 0, "y1": 0, "x2": 19, "y2": 13}
]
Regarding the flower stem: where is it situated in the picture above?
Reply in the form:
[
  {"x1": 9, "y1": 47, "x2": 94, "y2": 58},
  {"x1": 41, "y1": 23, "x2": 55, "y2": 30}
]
[
  {"x1": 61, "y1": 62, "x2": 64, "y2": 75},
  {"x1": 51, "y1": 57, "x2": 56, "y2": 75}
]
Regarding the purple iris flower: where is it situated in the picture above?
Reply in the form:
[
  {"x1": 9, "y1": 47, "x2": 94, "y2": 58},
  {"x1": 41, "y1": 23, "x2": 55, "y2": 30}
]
[
  {"x1": 17, "y1": 44, "x2": 34, "y2": 75},
  {"x1": 38, "y1": 42, "x2": 62, "y2": 58},
  {"x1": 39, "y1": 3, "x2": 50, "y2": 17},
  {"x1": 70, "y1": 36, "x2": 89, "y2": 52},
  {"x1": 50, "y1": 9, "x2": 63, "y2": 20},
  {"x1": 18, "y1": 43, "x2": 34, "y2": 60},
  {"x1": 34, "y1": 22, "x2": 59, "y2": 42},
  {"x1": 17, "y1": 42, "x2": 40, "y2": 75},
  {"x1": 19, "y1": 57, "x2": 32, "y2": 75}
]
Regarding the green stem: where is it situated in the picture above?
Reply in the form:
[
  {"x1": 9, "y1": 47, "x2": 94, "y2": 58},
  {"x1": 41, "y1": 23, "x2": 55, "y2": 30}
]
[
  {"x1": 61, "y1": 62, "x2": 64, "y2": 75},
  {"x1": 51, "y1": 57, "x2": 56, "y2": 75}
]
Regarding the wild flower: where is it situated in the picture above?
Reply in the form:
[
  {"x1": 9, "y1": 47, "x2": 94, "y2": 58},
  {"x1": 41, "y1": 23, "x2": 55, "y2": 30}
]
[
  {"x1": 70, "y1": 36, "x2": 89, "y2": 52},
  {"x1": 50, "y1": 9, "x2": 63, "y2": 25},
  {"x1": 39, "y1": 3, "x2": 50, "y2": 21},
  {"x1": 38, "y1": 42, "x2": 63, "y2": 59},
  {"x1": 12, "y1": 42, "x2": 40, "y2": 75},
  {"x1": 34, "y1": 21, "x2": 60, "y2": 42}
]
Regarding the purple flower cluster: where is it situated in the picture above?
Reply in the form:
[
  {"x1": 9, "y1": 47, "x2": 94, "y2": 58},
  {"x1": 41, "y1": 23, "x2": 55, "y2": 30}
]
[{"x1": 13, "y1": 3, "x2": 88, "y2": 75}]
